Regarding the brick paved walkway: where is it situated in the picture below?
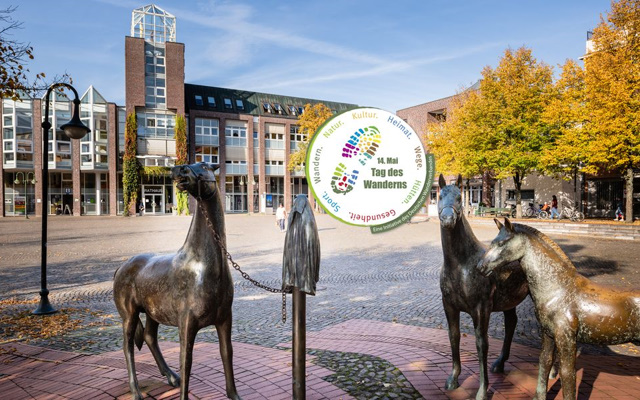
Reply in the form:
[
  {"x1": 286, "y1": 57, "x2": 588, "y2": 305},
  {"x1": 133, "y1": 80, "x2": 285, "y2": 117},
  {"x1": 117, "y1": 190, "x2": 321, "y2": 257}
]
[{"x1": 2, "y1": 319, "x2": 639, "y2": 399}]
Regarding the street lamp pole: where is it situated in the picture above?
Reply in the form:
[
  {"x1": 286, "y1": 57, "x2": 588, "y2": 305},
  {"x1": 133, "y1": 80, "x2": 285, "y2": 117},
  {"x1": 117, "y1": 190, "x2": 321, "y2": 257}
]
[{"x1": 33, "y1": 83, "x2": 91, "y2": 315}]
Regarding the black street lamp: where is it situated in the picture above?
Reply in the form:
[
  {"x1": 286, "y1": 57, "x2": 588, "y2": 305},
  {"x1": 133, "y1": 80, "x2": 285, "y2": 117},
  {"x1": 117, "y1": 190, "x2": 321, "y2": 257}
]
[
  {"x1": 34, "y1": 83, "x2": 91, "y2": 315},
  {"x1": 14, "y1": 172, "x2": 36, "y2": 219}
]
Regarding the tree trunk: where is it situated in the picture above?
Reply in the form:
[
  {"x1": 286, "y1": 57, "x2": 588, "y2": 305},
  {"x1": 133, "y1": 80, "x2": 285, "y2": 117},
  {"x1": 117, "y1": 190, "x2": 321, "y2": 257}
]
[
  {"x1": 625, "y1": 167, "x2": 634, "y2": 223},
  {"x1": 482, "y1": 171, "x2": 494, "y2": 206},
  {"x1": 466, "y1": 178, "x2": 471, "y2": 216},
  {"x1": 514, "y1": 172, "x2": 522, "y2": 219}
]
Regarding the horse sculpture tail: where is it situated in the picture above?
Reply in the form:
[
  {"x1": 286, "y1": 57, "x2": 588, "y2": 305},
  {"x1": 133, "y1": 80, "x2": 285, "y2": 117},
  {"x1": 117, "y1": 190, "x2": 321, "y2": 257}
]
[{"x1": 134, "y1": 315, "x2": 145, "y2": 350}]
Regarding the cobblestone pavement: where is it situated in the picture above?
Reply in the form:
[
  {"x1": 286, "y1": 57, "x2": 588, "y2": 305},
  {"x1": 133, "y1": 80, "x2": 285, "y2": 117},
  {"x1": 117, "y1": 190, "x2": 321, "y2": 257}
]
[
  {"x1": 0, "y1": 214, "x2": 639, "y2": 399},
  {"x1": 1, "y1": 214, "x2": 639, "y2": 355}
]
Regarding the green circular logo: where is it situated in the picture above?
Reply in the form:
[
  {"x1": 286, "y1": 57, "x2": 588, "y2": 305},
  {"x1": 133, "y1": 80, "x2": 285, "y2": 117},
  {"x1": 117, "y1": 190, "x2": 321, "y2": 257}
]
[{"x1": 306, "y1": 107, "x2": 434, "y2": 233}]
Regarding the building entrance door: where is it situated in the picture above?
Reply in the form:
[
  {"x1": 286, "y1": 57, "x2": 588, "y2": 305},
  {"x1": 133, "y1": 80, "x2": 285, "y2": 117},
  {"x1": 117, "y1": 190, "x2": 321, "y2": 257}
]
[
  {"x1": 144, "y1": 194, "x2": 162, "y2": 214},
  {"x1": 142, "y1": 185, "x2": 164, "y2": 215}
]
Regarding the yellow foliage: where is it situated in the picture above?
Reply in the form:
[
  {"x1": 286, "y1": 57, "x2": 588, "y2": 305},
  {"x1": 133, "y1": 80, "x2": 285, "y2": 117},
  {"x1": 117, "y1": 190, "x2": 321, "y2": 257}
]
[
  {"x1": 288, "y1": 103, "x2": 334, "y2": 172},
  {"x1": 583, "y1": 0, "x2": 640, "y2": 174}
]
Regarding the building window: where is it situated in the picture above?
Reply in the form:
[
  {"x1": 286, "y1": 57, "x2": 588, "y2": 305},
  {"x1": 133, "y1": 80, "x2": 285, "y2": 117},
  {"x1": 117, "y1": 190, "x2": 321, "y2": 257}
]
[
  {"x1": 224, "y1": 160, "x2": 247, "y2": 175},
  {"x1": 274, "y1": 103, "x2": 283, "y2": 114},
  {"x1": 225, "y1": 121, "x2": 247, "y2": 147},
  {"x1": 3, "y1": 99, "x2": 34, "y2": 168},
  {"x1": 144, "y1": 43, "x2": 166, "y2": 109},
  {"x1": 195, "y1": 95, "x2": 203, "y2": 106},
  {"x1": 195, "y1": 118, "x2": 219, "y2": 146},
  {"x1": 207, "y1": 96, "x2": 216, "y2": 107},
  {"x1": 138, "y1": 111, "x2": 176, "y2": 138},
  {"x1": 297, "y1": 106, "x2": 304, "y2": 115},
  {"x1": 263, "y1": 102, "x2": 272, "y2": 113},
  {"x1": 288, "y1": 105, "x2": 298, "y2": 115},
  {"x1": 290, "y1": 125, "x2": 303, "y2": 141},
  {"x1": 290, "y1": 125, "x2": 304, "y2": 150},
  {"x1": 265, "y1": 160, "x2": 285, "y2": 176},
  {"x1": 195, "y1": 145, "x2": 218, "y2": 164},
  {"x1": 507, "y1": 190, "x2": 535, "y2": 202},
  {"x1": 224, "y1": 98, "x2": 232, "y2": 109},
  {"x1": 224, "y1": 175, "x2": 248, "y2": 213},
  {"x1": 236, "y1": 99, "x2": 244, "y2": 110}
]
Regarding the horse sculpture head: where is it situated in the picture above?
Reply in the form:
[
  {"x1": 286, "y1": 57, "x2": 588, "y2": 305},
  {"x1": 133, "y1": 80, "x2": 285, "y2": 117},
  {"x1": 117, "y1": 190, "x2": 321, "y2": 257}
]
[
  {"x1": 477, "y1": 218, "x2": 526, "y2": 276},
  {"x1": 171, "y1": 162, "x2": 220, "y2": 199},
  {"x1": 438, "y1": 174, "x2": 463, "y2": 229}
]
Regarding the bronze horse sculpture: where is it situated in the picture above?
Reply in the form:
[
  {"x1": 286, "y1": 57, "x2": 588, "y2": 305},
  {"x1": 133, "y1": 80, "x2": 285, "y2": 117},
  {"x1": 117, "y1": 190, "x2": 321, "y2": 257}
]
[
  {"x1": 478, "y1": 218, "x2": 640, "y2": 400},
  {"x1": 438, "y1": 175, "x2": 529, "y2": 400},
  {"x1": 114, "y1": 162, "x2": 241, "y2": 400}
]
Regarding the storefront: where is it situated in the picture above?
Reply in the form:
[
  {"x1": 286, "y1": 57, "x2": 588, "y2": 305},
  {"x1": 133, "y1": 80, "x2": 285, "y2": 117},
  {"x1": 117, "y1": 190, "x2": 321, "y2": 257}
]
[
  {"x1": 81, "y1": 172, "x2": 109, "y2": 215},
  {"x1": 3, "y1": 171, "x2": 36, "y2": 217}
]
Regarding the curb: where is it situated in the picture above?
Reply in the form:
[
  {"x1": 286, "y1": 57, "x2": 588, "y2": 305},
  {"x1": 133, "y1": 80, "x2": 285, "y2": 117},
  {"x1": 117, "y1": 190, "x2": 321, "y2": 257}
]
[{"x1": 468, "y1": 217, "x2": 640, "y2": 241}]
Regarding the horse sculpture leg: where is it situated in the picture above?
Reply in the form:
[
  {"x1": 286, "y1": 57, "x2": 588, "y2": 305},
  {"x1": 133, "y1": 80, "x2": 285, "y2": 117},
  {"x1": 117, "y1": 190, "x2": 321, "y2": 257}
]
[
  {"x1": 444, "y1": 307, "x2": 461, "y2": 390},
  {"x1": 216, "y1": 313, "x2": 240, "y2": 400},
  {"x1": 535, "y1": 333, "x2": 556, "y2": 400},
  {"x1": 178, "y1": 316, "x2": 198, "y2": 400},
  {"x1": 491, "y1": 308, "x2": 517, "y2": 373},
  {"x1": 472, "y1": 307, "x2": 491, "y2": 400},
  {"x1": 555, "y1": 331, "x2": 578, "y2": 400},
  {"x1": 143, "y1": 317, "x2": 181, "y2": 388},
  {"x1": 122, "y1": 313, "x2": 143, "y2": 400}
]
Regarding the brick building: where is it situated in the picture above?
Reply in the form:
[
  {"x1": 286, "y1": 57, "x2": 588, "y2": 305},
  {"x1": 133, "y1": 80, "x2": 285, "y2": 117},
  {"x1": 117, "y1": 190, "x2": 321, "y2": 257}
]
[{"x1": 0, "y1": 4, "x2": 356, "y2": 217}]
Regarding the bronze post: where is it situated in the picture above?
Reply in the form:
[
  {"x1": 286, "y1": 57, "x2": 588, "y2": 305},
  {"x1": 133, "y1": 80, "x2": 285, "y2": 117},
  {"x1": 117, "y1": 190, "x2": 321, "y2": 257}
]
[{"x1": 292, "y1": 287, "x2": 306, "y2": 399}]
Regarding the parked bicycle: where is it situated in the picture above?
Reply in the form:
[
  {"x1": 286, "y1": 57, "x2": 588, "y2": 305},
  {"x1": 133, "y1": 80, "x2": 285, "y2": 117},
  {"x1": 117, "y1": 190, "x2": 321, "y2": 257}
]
[
  {"x1": 523, "y1": 202, "x2": 549, "y2": 219},
  {"x1": 559, "y1": 205, "x2": 585, "y2": 222}
]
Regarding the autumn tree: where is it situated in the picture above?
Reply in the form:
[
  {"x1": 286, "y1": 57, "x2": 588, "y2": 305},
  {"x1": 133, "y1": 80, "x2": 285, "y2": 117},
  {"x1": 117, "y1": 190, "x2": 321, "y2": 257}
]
[
  {"x1": 478, "y1": 47, "x2": 555, "y2": 217},
  {"x1": 288, "y1": 103, "x2": 333, "y2": 171},
  {"x1": 539, "y1": 60, "x2": 589, "y2": 204},
  {"x1": 583, "y1": 0, "x2": 640, "y2": 222},
  {"x1": 428, "y1": 47, "x2": 554, "y2": 217},
  {"x1": 425, "y1": 88, "x2": 492, "y2": 207}
]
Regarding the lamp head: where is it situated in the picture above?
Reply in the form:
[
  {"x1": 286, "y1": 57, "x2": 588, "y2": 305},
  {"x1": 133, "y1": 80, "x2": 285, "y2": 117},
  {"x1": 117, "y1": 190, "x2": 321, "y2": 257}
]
[{"x1": 61, "y1": 98, "x2": 90, "y2": 140}]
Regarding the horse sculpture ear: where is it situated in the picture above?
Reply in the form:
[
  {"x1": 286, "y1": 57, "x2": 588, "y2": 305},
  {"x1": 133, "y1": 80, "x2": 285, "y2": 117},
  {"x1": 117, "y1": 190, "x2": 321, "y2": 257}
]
[
  {"x1": 206, "y1": 163, "x2": 220, "y2": 172},
  {"x1": 504, "y1": 217, "x2": 514, "y2": 232},
  {"x1": 439, "y1": 174, "x2": 447, "y2": 188},
  {"x1": 456, "y1": 174, "x2": 463, "y2": 188},
  {"x1": 494, "y1": 218, "x2": 504, "y2": 230}
]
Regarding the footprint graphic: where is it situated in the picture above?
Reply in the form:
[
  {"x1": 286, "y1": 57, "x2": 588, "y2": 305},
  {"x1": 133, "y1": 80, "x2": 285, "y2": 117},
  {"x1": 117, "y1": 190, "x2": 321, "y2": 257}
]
[
  {"x1": 331, "y1": 162, "x2": 359, "y2": 195},
  {"x1": 341, "y1": 126, "x2": 381, "y2": 166}
]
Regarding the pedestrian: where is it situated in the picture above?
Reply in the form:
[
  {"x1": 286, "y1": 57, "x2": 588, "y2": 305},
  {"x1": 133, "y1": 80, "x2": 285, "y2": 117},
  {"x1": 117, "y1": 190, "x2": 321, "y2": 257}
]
[
  {"x1": 615, "y1": 203, "x2": 624, "y2": 221},
  {"x1": 276, "y1": 202, "x2": 287, "y2": 232},
  {"x1": 550, "y1": 195, "x2": 560, "y2": 219},
  {"x1": 541, "y1": 201, "x2": 550, "y2": 212}
]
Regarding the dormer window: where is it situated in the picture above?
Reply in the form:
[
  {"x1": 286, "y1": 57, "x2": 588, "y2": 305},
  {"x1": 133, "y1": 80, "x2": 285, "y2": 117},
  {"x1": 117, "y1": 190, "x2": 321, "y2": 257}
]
[
  {"x1": 297, "y1": 106, "x2": 304, "y2": 115},
  {"x1": 224, "y1": 98, "x2": 232, "y2": 109},
  {"x1": 263, "y1": 102, "x2": 273, "y2": 113},
  {"x1": 236, "y1": 99, "x2": 244, "y2": 110},
  {"x1": 195, "y1": 95, "x2": 203, "y2": 106},
  {"x1": 274, "y1": 103, "x2": 283, "y2": 114},
  {"x1": 207, "y1": 96, "x2": 216, "y2": 107},
  {"x1": 288, "y1": 105, "x2": 297, "y2": 115}
]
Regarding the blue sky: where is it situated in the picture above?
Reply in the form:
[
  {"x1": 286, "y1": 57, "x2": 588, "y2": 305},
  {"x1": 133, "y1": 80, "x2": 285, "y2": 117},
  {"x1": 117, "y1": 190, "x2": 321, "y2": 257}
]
[{"x1": 9, "y1": 0, "x2": 608, "y2": 112}]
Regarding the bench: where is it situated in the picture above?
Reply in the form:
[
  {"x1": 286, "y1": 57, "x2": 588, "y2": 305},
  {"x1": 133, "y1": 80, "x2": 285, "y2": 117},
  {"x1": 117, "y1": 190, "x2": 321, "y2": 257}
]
[{"x1": 476, "y1": 207, "x2": 513, "y2": 217}]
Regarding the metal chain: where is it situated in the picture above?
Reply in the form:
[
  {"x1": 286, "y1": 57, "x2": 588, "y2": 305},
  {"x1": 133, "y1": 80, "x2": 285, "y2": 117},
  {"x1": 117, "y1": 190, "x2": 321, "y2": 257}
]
[{"x1": 197, "y1": 200, "x2": 288, "y2": 323}]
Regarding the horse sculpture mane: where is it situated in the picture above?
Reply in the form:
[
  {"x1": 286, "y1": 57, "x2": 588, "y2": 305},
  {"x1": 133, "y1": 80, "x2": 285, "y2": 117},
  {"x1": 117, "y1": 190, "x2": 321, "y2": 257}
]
[{"x1": 511, "y1": 223, "x2": 575, "y2": 268}]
